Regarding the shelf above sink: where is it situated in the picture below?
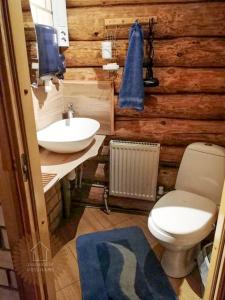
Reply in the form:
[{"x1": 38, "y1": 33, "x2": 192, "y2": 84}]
[{"x1": 40, "y1": 134, "x2": 105, "y2": 193}]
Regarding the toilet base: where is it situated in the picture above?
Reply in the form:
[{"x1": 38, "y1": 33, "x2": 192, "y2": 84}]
[{"x1": 161, "y1": 245, "x2": 199, "y2": 278}]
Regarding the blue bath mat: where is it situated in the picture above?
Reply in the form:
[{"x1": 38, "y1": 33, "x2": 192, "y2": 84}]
[{"x1": 76, "y1": 226, "x2": 177, "y2": 300}]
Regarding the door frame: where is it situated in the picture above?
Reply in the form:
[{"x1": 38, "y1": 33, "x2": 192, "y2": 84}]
[
  {"x1": 0, "y1": 0, "x2": 56, "y2": 299},
  {"x1": 204, "y1": 182, "x2": 225, "y2": 300}
]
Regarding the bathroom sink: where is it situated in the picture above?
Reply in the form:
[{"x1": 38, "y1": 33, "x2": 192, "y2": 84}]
[{"x1": 37, "y1": 118, "x2": 100, "y2": 153}]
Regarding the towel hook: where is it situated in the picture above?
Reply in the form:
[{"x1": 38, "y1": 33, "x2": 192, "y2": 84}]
[{"x1": 143, "y1": 17, "x2": 159, "y2": 87}]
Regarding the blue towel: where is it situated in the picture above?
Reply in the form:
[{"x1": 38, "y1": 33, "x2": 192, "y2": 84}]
[
  {"x1": 119, "y1": 21, "x2": 144, "y2": 111},
  {"x1": 35, "y1": 24, "x2": 66, "y2": 79},
  {"x1": 57, "y1": 53, "x2": 66, "y2": 79}
]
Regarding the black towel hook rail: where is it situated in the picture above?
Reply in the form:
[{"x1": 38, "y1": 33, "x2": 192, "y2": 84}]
[
  {"x1": 143, "y1": 17, "x2": 159, "y2": 87},
  {"x1": 147, "y1": 18, "x2": 155, "y2": 60}
]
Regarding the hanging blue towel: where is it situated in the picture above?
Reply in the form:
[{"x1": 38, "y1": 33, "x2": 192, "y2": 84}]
[
  {"x1": 57, "y1": 53, "x2": 66, "y2": 79},
  {"x1": 35, "y1": 24, "x2": 66, "y2": 79},
  {"x1": 119, "y1": 21, "x2": 144, "y2": 111}
]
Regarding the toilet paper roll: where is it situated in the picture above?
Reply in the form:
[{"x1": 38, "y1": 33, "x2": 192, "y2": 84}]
[{"x1": 102, "y1": 41, "x2": 112, "y2": 59}]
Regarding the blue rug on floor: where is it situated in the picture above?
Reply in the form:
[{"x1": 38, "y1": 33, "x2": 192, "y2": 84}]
[{"x1": 76, "y1": 226, "x2": 177, "y2": 300}]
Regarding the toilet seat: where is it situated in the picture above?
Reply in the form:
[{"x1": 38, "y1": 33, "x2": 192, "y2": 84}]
[{"x1": 149, "y1": 190, "x2": 217, "y2": 246}]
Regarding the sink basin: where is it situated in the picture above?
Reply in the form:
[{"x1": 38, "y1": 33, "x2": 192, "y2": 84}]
[{"x1": 37, "y1": 118, "x2": 100, "y2": 153}]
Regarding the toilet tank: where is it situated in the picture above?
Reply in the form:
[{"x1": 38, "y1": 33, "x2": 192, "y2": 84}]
[{"x1": 175, "y1": 143, "x2": 225, "y2": 205}]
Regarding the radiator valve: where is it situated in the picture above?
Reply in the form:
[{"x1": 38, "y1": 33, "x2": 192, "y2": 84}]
[{"x1": 158, "y1": 186, "x2": 164, "y2": 196}]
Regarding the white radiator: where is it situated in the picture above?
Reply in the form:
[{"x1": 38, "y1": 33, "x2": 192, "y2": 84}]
[{"x1": 109, "y1": 140, "x2": 160, "y2": 201}]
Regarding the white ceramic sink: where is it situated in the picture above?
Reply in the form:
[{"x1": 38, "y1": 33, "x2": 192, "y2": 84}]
[{"x1": 37, "y1": 118, "x2": 100, "y2": 153}]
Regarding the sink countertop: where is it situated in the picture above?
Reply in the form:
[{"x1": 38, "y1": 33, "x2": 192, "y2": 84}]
[{"x1": 39, "y1": 134, "x2": 106, "y2": 193}]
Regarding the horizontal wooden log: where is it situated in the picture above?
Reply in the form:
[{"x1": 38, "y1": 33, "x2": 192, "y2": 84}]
[
  {"x1": 21, "y1": 0, "x2": 221, "y2": 11},
  {"x1": 90, "y1": 137, "x2": 185, "y2": 165},
  {"x1": 108, "y1": 196, "x2": 154, "y2": 211},
  {"x1": 64, "y1": 68, "x2": 225, "y2": 94},
  {"x1": 67, "y1": 3, "x2": 225, "y2": 40},
  {"x1": 66, "y1": 0, "x2": 220, "y2": 7},
  {"x1": 27, "y1": 38, "x2": 225, "y2": 68},
  {"x1": 115, "y1": 118, "x2": 225, "y2": 146},
  {"x1": 21, "y1": 0, "x2": 29, "y2": 11},
  {"x1": 115, "y1": 94, "x2": 225, "y2": 120},
  {"x1": 105, "y1": 136, "x2": 184, "y2": 165},
  {"x1": 23, "y1": 13, "x2": 34, "y2": 41},
  {"x1": 23, "y1": 3, "x2": 225, "y2": 41},
  {"x1": 74, "y1": 167, "x2": 177, "y2": 207},
  {"x1": 82, "y1": 153, "x2": 181, "y2": 180},
  {"x1": 80, "y1": 166, "x2": 177, "y2": 191},
  {"x1": 154, "y1": 38, "x2": 225, "y2": 68},
  {"x1": 83, "y1": 140, "x2": 184, "y2": 166},
  {"x1": 83, "y1": 160, "x2": 109, "y2": 183},
  {"x1": 73, "y1": 184, "x2": 155, "y2": 210},
  {"x1": 158, "y1": 167, "x2": 178, "y2": 189},
  {"x1": 54, "y1": 38, "x2": 225, "y2": 67},
  {"x1": 160, "y1": 145, "x2": 184, "y2": 165}
]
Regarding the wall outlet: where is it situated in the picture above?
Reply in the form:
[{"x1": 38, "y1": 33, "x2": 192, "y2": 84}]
[
  {"x1": 52, "y1": 0, "x2": 69, "y2": 47},
  {"x1": 56, "y1": 26, "x2": 69, "y2": 47}
]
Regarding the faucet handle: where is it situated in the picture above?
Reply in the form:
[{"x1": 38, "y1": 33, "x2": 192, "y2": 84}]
[
  {"x1": 66, "y1": 103, "x2": 76, "y2": 118},
  {"x1": 68, "y1": 103, "x2": 74, "y2": 110}
]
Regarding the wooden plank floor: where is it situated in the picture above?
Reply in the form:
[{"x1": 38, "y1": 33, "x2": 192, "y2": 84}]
[{"x1": 53, "y1": 207, "x2": 203, "y2": 300}]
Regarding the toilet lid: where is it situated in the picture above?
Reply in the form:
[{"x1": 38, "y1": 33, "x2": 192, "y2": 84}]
[{"x1": 151, "y1": 190, "x2": 217, "y2": 237}]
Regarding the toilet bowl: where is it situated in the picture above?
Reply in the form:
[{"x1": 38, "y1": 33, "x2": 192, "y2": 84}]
[
  {"x1": 148, "y1": 143, "x2": 225, "y2": 278},
  {"x1": 149, "y1": 190, "x2": 217, "y2": 277}
]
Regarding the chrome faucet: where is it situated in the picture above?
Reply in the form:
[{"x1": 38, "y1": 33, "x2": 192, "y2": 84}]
[
  {"x1": 63, "y1": 103, "x2": 75, "y2": 119},
  {"x1": 67, "y1": 103, "x2": 75, "y2": 118}
]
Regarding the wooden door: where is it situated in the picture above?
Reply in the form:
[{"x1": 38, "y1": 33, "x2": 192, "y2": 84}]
[
  {"x1": 204, "y1": 182, "x2": 225, "y2": 300},
  {"x1": 0, "y1": 1, "x2": 56, "y2": 299}
]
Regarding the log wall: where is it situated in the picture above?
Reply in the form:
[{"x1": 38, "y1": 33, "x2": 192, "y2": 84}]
[{"x1": 22, "y1": 0, "x2": 225, "y2": 191}]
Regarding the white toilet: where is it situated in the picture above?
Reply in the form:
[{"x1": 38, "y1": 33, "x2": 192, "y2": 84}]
[{"x1": 148, "y1": 142, "x2": 225, "y2": 278}]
